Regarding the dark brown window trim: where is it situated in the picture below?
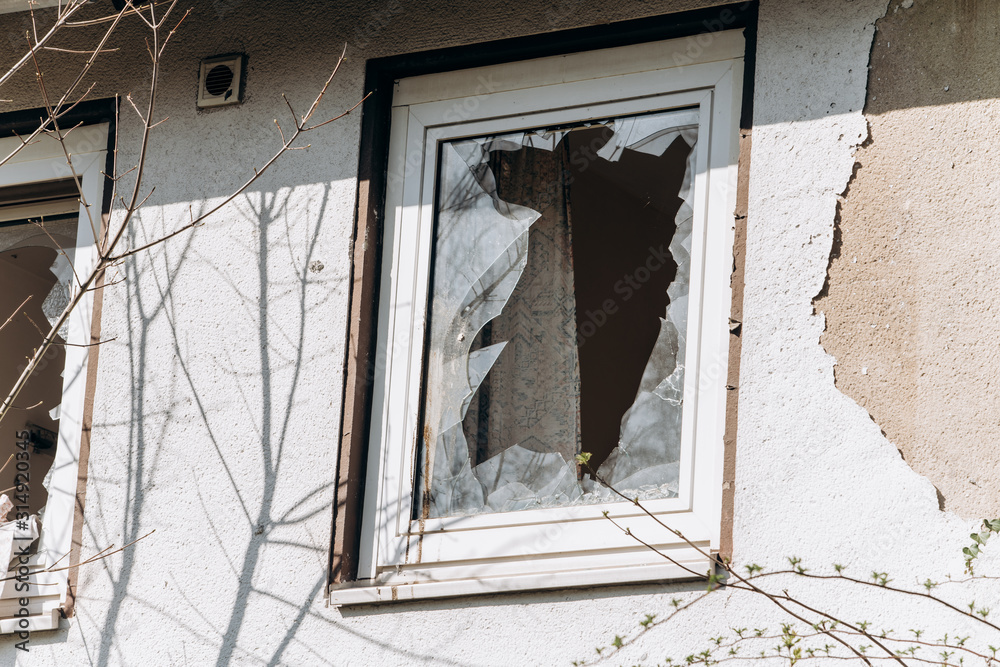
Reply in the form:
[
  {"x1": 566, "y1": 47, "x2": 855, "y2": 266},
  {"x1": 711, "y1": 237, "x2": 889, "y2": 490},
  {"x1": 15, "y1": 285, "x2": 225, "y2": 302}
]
[
  {"x1": 330, "y1": 4, "x2": 757, "y2": 589},
  {"x1": 0, "y1": 97, "x2": 118, "y2": 618},
  {"x1": 0, "y1": 178, "x2": 78, "y2": 209}
]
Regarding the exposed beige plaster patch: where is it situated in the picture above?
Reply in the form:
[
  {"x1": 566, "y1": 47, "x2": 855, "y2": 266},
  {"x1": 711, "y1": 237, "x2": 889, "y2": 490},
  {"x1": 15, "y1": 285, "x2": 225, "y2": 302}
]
[{"x1": 817, "y1": 0, "x2": 1000, "y2": 518}]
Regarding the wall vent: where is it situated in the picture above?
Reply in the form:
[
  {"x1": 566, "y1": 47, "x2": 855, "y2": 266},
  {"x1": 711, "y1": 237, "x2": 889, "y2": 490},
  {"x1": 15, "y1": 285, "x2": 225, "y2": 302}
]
[{"x1": 197, "y1": 54, "x2": 245, "y2": 108}]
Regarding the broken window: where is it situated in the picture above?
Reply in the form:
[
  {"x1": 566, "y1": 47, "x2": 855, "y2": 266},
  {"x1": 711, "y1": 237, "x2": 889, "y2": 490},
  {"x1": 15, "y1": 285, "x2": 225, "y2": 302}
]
[
  {"x1": 0, "y1": 124, "x2": 108, "y2": 630},
  {"x1": 0, "y1": 192, "x2": 78, "y2": 625},
  {"x1": 0, "y1": 184, "x2": 79, "y2": 510},
  {"x1": 336, "y1": 31, "x2": 744, "y2": 604},
  {"x1": 417, "y1": 109, "x2": 698, "y2": 518}
]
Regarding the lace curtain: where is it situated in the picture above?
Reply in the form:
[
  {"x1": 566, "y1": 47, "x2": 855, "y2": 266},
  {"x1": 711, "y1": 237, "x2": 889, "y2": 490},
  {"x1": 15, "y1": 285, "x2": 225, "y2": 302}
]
[{"x1": 420, "y1": 109, "x2": 699, "y2": 518}]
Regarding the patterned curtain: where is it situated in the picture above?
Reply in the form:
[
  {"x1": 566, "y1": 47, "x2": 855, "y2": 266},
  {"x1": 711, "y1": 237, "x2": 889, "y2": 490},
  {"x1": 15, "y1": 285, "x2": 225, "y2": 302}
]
[{"x1": 462, "y1": 143, "x2": 583, "y2": 468}]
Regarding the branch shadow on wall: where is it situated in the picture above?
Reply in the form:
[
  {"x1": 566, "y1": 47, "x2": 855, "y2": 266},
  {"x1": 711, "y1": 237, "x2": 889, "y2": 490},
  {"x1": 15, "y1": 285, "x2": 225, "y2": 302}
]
[
  {"x1": 6, "y1": 180, "x2": 452, "y2": 665},
  {"x1": 53, "y1": 179, "x2": 479, "y2": 666}
]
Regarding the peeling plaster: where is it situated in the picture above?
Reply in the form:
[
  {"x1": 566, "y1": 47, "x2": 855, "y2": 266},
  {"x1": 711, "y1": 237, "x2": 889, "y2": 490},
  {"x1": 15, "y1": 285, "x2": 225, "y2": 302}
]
[
  {"x1": 0, "y1": 0, "x2": 993, "y2": 664},
  {"x1": 817, "y1": 0, "x2": 1000, "y2": 519},
  {"x1": 734, "y1": 0, "x2": 948, "y2": 570}
]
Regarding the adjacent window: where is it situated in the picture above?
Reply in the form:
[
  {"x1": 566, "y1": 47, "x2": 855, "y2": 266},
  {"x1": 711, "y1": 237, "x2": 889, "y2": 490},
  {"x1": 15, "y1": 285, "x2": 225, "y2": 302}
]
[
  {"x1": 333, "y1": 30, "x2": 744, "y2": 603},
  {"x1": 0, "y1": 124, "x2": 108, "y2": 630}
]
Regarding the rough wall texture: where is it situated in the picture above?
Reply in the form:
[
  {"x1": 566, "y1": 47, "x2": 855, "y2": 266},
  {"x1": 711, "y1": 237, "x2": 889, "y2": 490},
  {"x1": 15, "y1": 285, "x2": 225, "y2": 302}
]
[
  {"x1": 0, "y1": 0, "x2": 995, "y2": 665},
  {"x1": 816, "y1": 0, "x2": 1000, "y2": 519}
]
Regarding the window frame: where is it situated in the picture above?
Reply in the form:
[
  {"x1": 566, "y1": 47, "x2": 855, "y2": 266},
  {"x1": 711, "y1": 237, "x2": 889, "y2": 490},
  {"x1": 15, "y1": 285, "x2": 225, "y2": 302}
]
[
  {"x1": 331, "y1": 5, "x2": 757, "y2": 604},
  {"x1": 0, "y1": 120, "x2": 110, "y2": 631},
  {"x1": 331, "y1": 27, "x2": 746, "y2": 604}
]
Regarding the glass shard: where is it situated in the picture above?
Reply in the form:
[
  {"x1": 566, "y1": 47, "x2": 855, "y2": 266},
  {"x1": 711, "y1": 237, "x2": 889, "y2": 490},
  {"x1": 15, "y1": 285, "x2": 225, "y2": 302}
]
[
  {"x1": 418, "y1": 108, "x2": 699, "y2": 518},
  {"x1": 0, "y1": 216, "x2": 79, "y2": 519}
]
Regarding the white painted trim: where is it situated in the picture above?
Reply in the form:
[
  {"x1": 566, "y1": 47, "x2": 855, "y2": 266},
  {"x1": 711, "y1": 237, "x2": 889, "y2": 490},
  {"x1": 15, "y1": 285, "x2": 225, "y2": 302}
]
[
  {"x1": 352, "y1": 31, "x2": 743, "y2": 603},
  {"x1": 331, "y1": 554, "x2": 714, "y2": 606},
  {"x1": 0, "y1": 124, "x2": 108, "y2": 630},
  {"x1": 0, "y1": 0, "x2": 61, "y2": 15},
  {"x1": 0, "y1": 198, "x2": 77, "y2": 224},
  {"x1": 0, "y1": 607, "x2": 59, "y2": 634}
]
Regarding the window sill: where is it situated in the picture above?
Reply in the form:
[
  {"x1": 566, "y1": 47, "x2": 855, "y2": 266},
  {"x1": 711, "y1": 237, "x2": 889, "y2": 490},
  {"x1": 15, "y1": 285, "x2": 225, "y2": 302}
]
[
  {"x1": 0, "y1": 604, "x2": 60, "y2": 633},
  {"x1": 330, "y1": 553, "x2": 713, "y2": 606}
]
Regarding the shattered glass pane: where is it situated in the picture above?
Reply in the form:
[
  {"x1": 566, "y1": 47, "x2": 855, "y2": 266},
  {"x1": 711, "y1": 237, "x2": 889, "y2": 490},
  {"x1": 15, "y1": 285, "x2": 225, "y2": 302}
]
[
  {"x1": 417, "y1": 109, "x2": 699, "y2": 518},
  {"x1": 0, "y1": 215, "x2": 79, "y2": 520}
]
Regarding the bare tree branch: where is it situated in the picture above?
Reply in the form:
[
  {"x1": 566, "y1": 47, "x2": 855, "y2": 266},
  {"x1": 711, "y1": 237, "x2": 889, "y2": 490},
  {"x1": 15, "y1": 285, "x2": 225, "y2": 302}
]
[
  {"x1": 0, "y1": 0, "x2": 89, "y2": 93},
  {"x1": 0, "y1": 296, "x2": 32, "y2": 335}
]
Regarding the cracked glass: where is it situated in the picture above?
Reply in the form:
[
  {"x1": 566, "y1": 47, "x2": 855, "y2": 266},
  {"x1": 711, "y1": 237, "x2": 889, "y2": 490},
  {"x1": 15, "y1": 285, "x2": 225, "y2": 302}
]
[
  {"x1": 0, "y1": 209, "x2": 79, "y2": 557},
  {"x1": 416, "y1": 108, "x2": 699, "y2": 518}
]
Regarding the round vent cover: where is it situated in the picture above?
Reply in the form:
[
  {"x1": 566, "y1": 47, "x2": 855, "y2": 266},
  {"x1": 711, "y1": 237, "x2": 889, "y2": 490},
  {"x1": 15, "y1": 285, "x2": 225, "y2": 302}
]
[
  {"x1": 198, "y1": 55, "x2": 244, "y2": 108},
  {"x1": 205, "y1": 64, "x2": 234, "y2": 97}
]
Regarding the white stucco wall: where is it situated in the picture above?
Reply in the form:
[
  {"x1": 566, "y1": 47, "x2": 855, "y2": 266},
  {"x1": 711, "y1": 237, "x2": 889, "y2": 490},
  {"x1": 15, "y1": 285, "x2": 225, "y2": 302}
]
[{"x1": 1, "y1": 0, "x2": 996, "y2": 664}]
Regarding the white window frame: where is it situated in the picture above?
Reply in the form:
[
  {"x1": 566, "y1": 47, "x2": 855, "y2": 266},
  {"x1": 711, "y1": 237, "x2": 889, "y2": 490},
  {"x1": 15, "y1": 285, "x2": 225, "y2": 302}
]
[
  {"x1": 331, "y1": 32, "x2": 742, "y2": 604},
  {"x1": 0, "y1": 0, "x2": 62, "y2": 15},
  {"x1": 0, "y1": 124, "x2": 108, "y2": 631}
]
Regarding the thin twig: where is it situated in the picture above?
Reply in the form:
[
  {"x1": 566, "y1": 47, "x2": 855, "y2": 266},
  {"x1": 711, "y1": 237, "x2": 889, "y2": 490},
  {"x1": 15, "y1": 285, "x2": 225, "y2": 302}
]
[
  {"x1": 749, "y1": 568, "x2": 1000, "y2": 634},
  {"x1": 110, "y1": 72, "x2": 368, "y2": 260},
  {"x1": 585, "y1": 464, "x2": 890, "y2": 665},
  {"x1": 0, "y1": 0, "x2": 90, "y2": 92},
  {"x1": 0, "y1": 297, "x2": 32, "y2": 335}
]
